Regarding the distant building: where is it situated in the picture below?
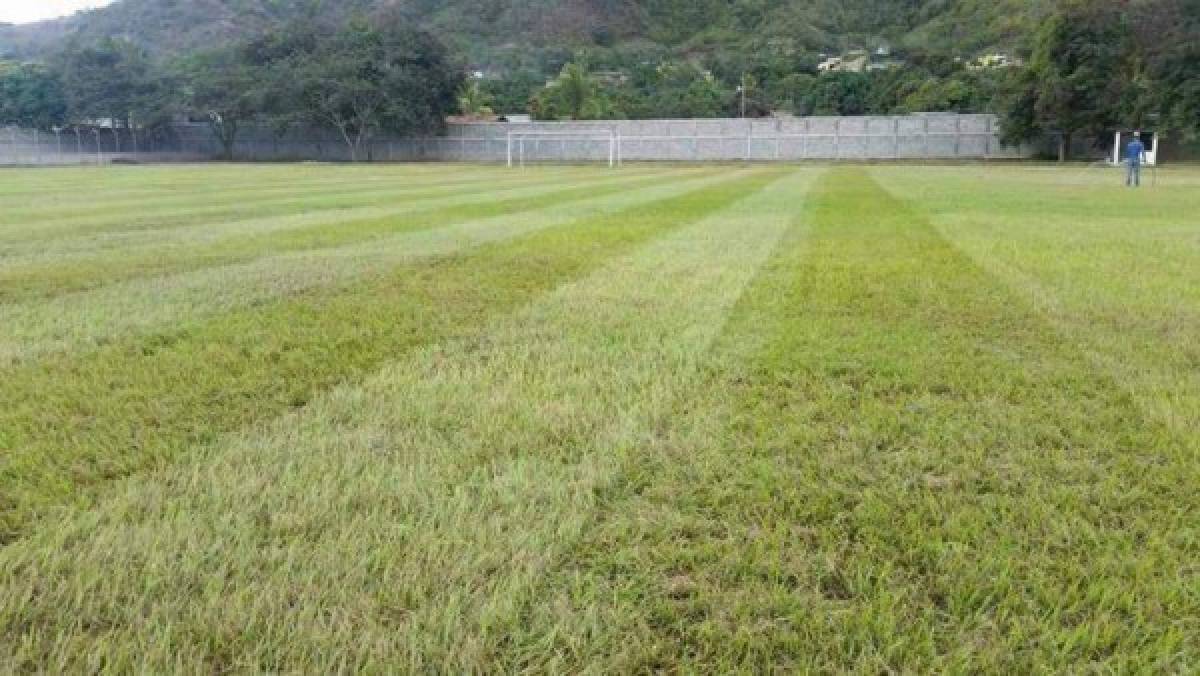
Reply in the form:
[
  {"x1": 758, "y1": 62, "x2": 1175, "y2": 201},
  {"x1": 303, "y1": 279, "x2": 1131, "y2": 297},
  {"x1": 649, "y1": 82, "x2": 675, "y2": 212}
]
[
  {"x1": 817, "y1": 56, "x2": 842, "y2": 73},
  {"x1": 592, "y1": 70, "x2": 629, "y2": 86},
  {"x1": 819, "y1": 48, "x2": 900, "y2": 74},
  {"x1": 968, "y1": 53, "x2": 1022, "y2": 70}
]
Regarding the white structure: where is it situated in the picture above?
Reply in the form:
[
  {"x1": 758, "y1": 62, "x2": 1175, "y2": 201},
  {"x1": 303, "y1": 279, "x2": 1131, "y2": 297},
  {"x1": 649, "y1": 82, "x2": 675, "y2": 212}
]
[
  {"x1": 1113, "y1": 131, "x2": 1158, "y2": 166},
  {"x1": 817, "y1": 57, "x2": 842, "y2": 72},
  {"x1": 507, "y1": 130, "x2": 619, "y2": 168}
]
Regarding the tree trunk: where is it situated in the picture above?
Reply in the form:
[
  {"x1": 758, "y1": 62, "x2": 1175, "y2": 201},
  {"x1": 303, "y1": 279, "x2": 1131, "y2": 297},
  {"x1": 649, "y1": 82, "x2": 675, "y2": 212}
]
[
  {"x1": 222, "y1": 121, "x2": 237, "y2": 161},
  {"x1": 333, "y1": 123, "x2": 356, "y2": 162}
]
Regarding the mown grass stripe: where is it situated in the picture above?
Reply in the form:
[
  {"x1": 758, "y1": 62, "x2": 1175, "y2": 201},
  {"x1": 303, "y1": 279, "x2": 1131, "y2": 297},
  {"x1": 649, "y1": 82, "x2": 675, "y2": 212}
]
[
  {"x1": 0, "y1": 169, "x2": 682, "y2": 301},
  {"x1": 869, "y1": 166, "x2": 1200, "y2": 443},
  {"x1": 0, "y1": 166, "x2": 675, "y2": 262},
  {"x1": 0, "y1": 170, "x2": 499, "y2": 225},
  {"x1": 0, "y1": 169, "x2": 729, "y2": 364},
  {"x1": 0, "y1": 163, "x2": 621, "y2": 215},
  {"x1": 0, "y1": 169, "x2": 802, "y2": 671},
  {"x1": 0, "y1": 163, "x2": 484, "y2": 201},
  {"x1": 0, "y1": 170, "x2": 769, "y2": 545},
  {"x1": 0, "y1": 167, "x2": 635, "y2": 241},
  {"x1": 502, "y1": 168, "x2": 1197, "y2": 672}
]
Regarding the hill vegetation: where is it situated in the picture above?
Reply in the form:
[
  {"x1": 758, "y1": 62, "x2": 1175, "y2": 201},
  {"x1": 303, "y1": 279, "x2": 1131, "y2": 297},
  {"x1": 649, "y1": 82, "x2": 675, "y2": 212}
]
[
  {"x1": 1, "y1": 0, "x2": 1043, "y2": 66},
  {"x1": 1, "y1": 0, "x2": 1197, "y2": 159}
]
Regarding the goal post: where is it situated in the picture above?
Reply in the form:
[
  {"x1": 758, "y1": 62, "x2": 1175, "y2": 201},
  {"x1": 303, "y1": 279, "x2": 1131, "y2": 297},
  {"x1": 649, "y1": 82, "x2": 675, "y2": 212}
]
[
  {"x1": 1113, "y1": 130, "x2": 1159, "y2": 166},
  {"x1": 506, "y1": 130, "x2": 619, "y2": 168}
]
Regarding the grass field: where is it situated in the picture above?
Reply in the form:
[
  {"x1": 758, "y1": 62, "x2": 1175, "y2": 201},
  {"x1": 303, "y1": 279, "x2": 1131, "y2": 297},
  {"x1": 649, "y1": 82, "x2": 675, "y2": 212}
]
[{"x1": 1, "y1": 162, "x2": 1198, "y2": 671}]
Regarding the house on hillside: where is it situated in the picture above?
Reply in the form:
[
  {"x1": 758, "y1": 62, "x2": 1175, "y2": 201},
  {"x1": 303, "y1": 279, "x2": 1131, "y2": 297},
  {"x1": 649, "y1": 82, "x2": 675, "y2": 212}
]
[
  {"x1": 817, "y1": 55, "x2": 843, "y2": 72},
  {"x1": 819, "y1": 48, "x2": 901, "y2": 74},
  {"x1": 967, "y1": 53, "x2": 1022, "y2": 70}
]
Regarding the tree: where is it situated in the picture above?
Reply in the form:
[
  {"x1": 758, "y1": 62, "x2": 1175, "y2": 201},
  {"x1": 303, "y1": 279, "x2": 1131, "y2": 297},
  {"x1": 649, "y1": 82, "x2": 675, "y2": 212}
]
[
  {"x1": 251, "y1": 16, "x2": 462, "y2": 161},
  {"x1": 1005, "y1": 0, "x2": 1128, "y2": 161},
  {"x1": 531, "y1": 61, "x2": 607, "y2": 120},
  {"x1": 558, "y1": 61, "x2": 595, "y2": 119},
  {"x1": 480, "y1": 70, "x2": 545, "y2": 115},
  {"x1": 803, "y1": 72, "x2": 872, "y2": 116},
  {"x1": 0, "y1": 61, "x2": 67, "y2": 129},
  {"x1": 176, "y1": 46, "x2": 260, "y2": 160},
  {"x1": 55, "y1": 38, "x2": 171, "y2": 131},
  {"x1": 1132, "y1": 0, "x2": 1200, "y2": 141},
  {"x1": 457, "y1": 79, "x2": 495, "y2": 118},
  {"x1": 618, "y1": 61, "x2": 728, "y2": 119}
]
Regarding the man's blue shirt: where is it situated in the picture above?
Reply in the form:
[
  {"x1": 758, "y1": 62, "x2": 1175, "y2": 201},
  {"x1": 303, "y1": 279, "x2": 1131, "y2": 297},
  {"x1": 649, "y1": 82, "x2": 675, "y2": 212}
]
[{"x1": 1127, "y1": 139, "x2": 1146, "y2": 165}]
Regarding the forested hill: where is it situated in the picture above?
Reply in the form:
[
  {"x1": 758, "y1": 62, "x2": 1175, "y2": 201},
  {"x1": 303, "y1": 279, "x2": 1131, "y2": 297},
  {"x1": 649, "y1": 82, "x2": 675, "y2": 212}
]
[{"x1": 1, "y1": 0, "x2": 1046, "y2": 66}]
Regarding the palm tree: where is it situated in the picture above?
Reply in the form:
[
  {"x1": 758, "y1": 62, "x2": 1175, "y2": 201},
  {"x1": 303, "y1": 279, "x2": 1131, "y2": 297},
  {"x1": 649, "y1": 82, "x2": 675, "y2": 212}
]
[{"x1": 457, "y1": 80, "x2": 494, "y2": 118}]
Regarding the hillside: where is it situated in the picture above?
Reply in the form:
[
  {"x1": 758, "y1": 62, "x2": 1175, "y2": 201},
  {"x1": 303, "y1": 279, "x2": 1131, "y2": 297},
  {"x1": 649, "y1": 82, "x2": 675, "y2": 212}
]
[{"x1": 0, "y1": 0, "x2": 1044, "y2": 68}]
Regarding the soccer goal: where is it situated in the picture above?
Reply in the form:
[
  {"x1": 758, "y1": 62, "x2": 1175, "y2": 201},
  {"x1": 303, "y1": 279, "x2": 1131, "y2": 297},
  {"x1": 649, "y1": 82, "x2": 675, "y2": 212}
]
[
  {"x1": 1113, "y1": 130, "x2": 1159, "y2": 166},
  {"x1": 506, "y1": 130, "x2": 620, "y2": 168}
]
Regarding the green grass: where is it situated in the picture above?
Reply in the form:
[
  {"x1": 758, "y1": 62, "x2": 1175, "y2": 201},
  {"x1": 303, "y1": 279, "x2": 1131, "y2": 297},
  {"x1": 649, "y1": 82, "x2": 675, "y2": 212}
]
[{"x1": 0, "y1": 163, "x2": 1197, "y2": 671}]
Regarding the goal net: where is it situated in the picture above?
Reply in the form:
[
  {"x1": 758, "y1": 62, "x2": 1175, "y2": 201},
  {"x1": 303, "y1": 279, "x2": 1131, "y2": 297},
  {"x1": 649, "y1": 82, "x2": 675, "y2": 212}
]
[{"x1": 506, "y1": 131, "x2": 620, "y2": 168}]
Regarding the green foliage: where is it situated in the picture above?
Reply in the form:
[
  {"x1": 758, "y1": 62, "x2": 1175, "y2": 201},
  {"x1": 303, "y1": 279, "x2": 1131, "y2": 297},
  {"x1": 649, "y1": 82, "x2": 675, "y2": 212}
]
[
  {"x1": 54, "y1": 37, "x2": 173, "y2": 129},
  {"x1": 457, "y1": 80, "x2": 495, "y2": 117},
  {"x1": 175, "y1": 46, "x2": 262, "y2": 159},
  {"x1": 997, "y1": 0, "x2": 1200, "y2": 157},
  {"x1": 1026, "y1": 0, "x2": 1126, "y2": 159},
  {"x1": 1, "y1": 0, "x2": 1193, "y2": 149},
  {"x1": 618, "y1": 61, "x2": 730, "y2": 119},
  {"x1": 531, "y1": 61, "x2": 621, "y2": 120},
  {"x1": 480, "y1": 70, "x2": 545, "y2": 115},
  {"x1": 1139, "y1": 0, "x2": 1200, "y2": 140},
  {"x1": 0, "y1": 61, "x2": 67, "y2": 128},
  {"x1": 243, "y1": 15, "x2": 462, "y2": 159}
]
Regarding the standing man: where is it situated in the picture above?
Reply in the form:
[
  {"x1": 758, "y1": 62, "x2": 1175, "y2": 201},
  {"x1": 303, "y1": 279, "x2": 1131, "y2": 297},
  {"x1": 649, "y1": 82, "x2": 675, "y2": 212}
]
[{"x1": 1126, "y1": 132, "x2": 1147, "y2": 187}]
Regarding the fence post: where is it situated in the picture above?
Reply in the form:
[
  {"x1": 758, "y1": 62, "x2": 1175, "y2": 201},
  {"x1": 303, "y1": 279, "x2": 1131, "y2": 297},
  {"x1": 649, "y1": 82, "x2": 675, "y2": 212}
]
[
  {"x1": 923, "y1": 118, "x2": 930, "y2": 158},
  {"x1": 985, "y1": 116, "x2": 994, "y2": 159},
  {"x1": 893, "y1": 118, "x2": 900, "y2": 159},
  {"x1": 745, "y1": 119, "x2": 752, "y2": 162},
  {"x1": 801, "y1": 118, "x2": 809, "y2": 160},
  {"x1": 835, "y1": 118, "x2": 841, "y2": 160},
  {"x1": 954, "y1": 116, "x2": 962, "y2": 157}
]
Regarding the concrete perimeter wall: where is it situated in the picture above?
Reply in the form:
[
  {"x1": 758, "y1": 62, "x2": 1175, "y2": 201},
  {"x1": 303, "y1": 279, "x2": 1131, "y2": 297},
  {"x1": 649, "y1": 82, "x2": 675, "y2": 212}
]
[
  {"x1": 3, "y1": 114, "x2": 1028, "y2": 165},
  {"x1": 441, "y1": 114, "x2": 1026, "y2": 162}
]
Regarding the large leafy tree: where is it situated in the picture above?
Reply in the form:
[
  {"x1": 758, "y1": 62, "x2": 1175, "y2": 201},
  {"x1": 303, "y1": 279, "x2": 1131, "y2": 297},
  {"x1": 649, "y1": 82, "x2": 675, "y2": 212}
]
[
  {"x1": 1131, "y1": 0, "x2": 1200, "y2": 141},
  {"x1": 0, "y1": 61, "x2": 67, "y2": 129},
  {"x1": 55, "y1": 38, "x2": 172, "y2": 132},
  {"x1": 251, "y1": 15, "x2": 462, "y2": 160},
  {"x1": 176, "y1": 46, "x2": 262, "y2": 160},
  {"x1": 1004, "y1": 0, "x2": 1127, "y2": 160}
]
